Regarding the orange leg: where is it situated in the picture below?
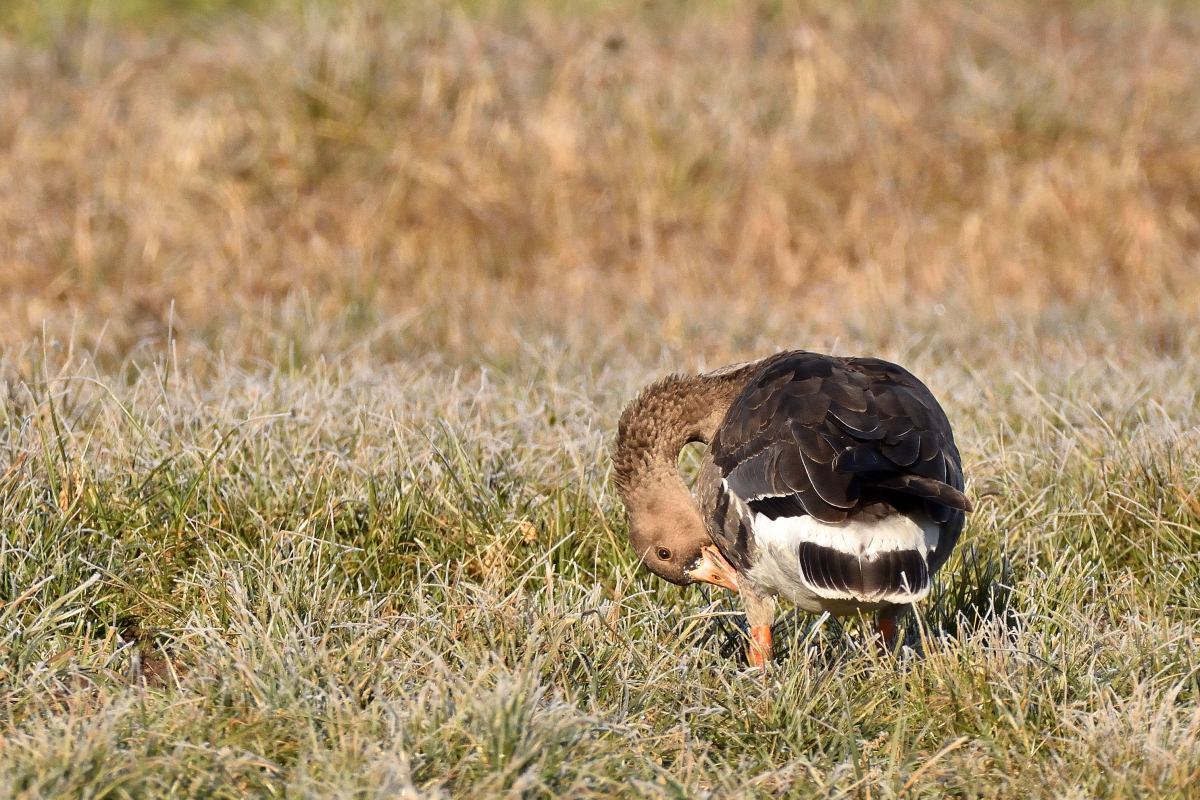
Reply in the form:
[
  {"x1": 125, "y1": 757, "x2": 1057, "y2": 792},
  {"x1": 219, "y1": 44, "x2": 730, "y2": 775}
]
[
  {"x1": 744, "y1": 591, "x2": 777, "y2": 669},
  {"x1": 876, "y1": 604, "x2": 909, "y2": 653},
  {"x1": 749, "y1": 625, "x2": 773, "y2": 668}
]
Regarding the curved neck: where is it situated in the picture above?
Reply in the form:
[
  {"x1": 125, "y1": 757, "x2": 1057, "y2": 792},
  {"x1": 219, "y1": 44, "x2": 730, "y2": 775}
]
[{"x1": 613, "y1": 358, "x2": 766, "y2": 498}]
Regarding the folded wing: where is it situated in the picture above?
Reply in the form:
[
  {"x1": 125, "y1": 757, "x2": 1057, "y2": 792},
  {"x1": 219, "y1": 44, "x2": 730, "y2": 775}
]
[{"x1": 709, "y1": 351, "x2": 969, "y2": 583}]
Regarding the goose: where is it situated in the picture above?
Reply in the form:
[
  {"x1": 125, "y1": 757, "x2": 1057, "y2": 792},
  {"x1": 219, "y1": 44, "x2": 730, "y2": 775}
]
[{"x1": 612, "y1": 350, "x2": 971, "y2": 666}]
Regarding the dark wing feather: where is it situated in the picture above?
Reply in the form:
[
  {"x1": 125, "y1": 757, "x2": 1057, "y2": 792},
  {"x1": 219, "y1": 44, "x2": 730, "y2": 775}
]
[{"x1": 710, "y1": 351, "x2": 969, "y2": 571}]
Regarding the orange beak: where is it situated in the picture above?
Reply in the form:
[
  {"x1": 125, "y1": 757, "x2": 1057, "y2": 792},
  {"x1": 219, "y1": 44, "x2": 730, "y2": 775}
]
[{"x1": 688, "y1": 545, "x2": 740, "y2": 593}]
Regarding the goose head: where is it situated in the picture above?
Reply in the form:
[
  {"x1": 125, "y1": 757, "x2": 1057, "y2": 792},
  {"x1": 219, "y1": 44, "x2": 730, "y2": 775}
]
[
  {"x1": 622, "y1": 478, "x2": 739, "y2": 591},
  {"x1": 612, "y1": 368, "x2": 758, "y2": 592}
]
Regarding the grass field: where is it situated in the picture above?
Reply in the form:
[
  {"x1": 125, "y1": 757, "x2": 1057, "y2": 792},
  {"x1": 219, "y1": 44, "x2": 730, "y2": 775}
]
[{"x1": 2, "y1": 1, "x2": 1199, "y2": 797}]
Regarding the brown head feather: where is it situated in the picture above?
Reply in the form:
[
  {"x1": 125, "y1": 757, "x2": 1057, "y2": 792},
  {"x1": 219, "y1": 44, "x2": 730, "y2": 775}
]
[{"x1": 611, "y1": 359, "x2": 769, "y2": 584}]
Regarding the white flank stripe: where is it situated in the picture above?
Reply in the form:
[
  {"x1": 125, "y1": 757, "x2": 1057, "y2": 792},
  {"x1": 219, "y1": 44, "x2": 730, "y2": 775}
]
[{"x1": 752, "y1": 512, "x2": 939, "y2": 558}]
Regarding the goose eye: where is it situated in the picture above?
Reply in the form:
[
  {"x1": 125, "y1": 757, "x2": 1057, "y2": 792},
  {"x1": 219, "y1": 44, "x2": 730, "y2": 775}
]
[{"x1": 656, "y1": 547, "x2": 672, "y2": 561}]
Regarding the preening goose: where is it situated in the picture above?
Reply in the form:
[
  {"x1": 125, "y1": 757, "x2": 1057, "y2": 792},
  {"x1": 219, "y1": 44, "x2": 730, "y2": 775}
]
[{"x1": 613, "y1": 351, "x2": 971, "y2": 666}]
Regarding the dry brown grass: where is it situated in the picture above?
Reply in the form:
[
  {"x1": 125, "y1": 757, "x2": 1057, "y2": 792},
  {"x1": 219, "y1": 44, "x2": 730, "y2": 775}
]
[{"x1": 2, "y1": 1, "x2": 1199, "y2": 365}]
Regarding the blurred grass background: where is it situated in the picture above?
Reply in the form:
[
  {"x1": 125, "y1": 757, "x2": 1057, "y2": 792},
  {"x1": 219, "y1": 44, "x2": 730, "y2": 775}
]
[
  {"x1": 2, "y1": 0, "x2": 1198, "y2": 367},
  {"x1": 1, "y1": 1, "x2": 1199, "y2": 797}
]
